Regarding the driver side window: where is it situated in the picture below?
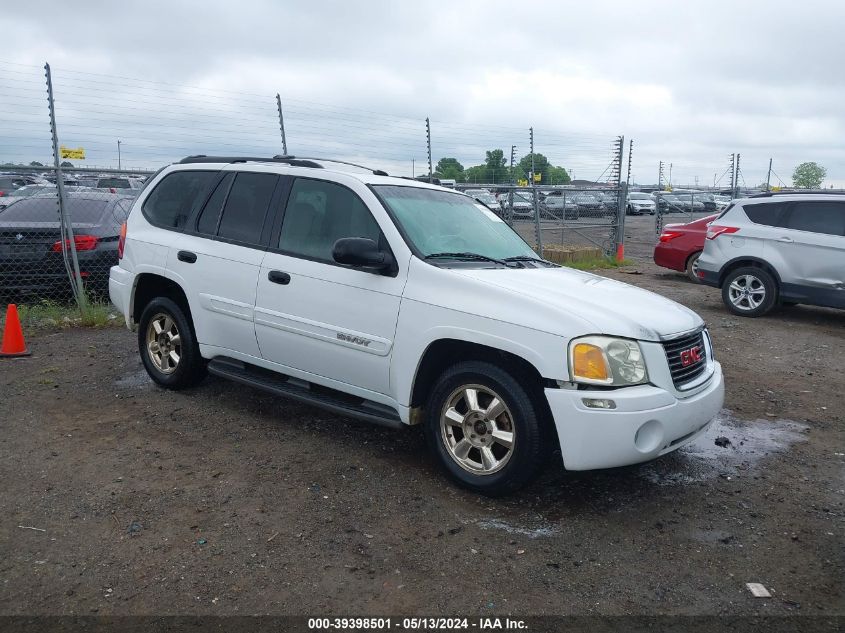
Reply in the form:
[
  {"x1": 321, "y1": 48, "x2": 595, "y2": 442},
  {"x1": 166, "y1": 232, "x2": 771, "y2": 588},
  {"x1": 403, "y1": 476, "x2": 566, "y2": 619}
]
[{"x1": 278, "y1": 178, "x2": 382, "y2": 262}]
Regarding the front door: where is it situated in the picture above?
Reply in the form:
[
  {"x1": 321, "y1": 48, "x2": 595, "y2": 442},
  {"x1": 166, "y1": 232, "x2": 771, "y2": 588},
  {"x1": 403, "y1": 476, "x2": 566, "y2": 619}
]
[{"x1": 254, "y1": 177, "x2": 405, "y2": 395}]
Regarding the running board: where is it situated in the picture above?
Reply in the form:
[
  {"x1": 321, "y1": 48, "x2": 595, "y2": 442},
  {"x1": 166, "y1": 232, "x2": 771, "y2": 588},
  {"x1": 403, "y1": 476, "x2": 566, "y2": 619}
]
[{"x1": 207, "y1": 357, "x2": 405, "y2": 429}]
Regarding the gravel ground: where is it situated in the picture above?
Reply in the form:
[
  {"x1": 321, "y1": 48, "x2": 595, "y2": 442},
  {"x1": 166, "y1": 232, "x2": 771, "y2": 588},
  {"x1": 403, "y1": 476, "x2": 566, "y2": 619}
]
[{"x1": 0, "y1": 221, "x2": 842, "y2": 617}]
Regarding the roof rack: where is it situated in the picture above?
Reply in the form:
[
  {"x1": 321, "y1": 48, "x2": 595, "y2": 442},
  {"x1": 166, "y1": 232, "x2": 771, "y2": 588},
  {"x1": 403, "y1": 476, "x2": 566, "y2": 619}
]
[
  {"x1": 178, "y1": 155, "x2": 324, "y2": 168},
  {"x1": 750, "y1": 190, "x2": 845, "y2": 197},
  {"x1": 178, "y1": 154, "x2": 389, "y2": 176},
  {"x1": 274, "y1": 156, "x2": 388, "y2": 176}
]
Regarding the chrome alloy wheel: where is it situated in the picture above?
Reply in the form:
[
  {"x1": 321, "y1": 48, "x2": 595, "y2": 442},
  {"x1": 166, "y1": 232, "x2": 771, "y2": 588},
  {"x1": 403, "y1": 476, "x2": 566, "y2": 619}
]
[
  {"x1": 440, "y1": 384, "x2": 515, "y2": 475},
  {"x1": 146, "y1": 313, "x2": 181, "y2": 374},
  {"x1": 728, "y1": 274, "x2": 766, "y2": 311}
]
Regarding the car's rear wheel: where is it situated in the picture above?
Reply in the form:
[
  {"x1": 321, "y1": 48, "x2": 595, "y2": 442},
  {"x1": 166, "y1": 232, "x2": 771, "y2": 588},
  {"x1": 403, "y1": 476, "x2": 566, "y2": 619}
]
[
  {"x1": 424, "y1": 360, "x2": 547, "y2": 496},
  {"x1": 721, "y1": 266, "x2": 777, "y2": 317},
  {"x1": 685, "y1": 251, "x2": 702, "y2": 283},
  {"x1": 138, "y1": 297, "x2": 206, "y2": 388}
]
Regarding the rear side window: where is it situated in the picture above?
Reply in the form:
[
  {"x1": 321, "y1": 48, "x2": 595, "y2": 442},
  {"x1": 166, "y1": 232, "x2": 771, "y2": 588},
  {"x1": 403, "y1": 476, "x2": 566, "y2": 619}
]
[
  {"x1": 142, "y1": 170, "x2": 217, "y2": 230},
  {"x1": 742, "y1": 202, "x2": 787, "y2": 227},
  {"x1": 216, "y1": 172, "x2": 277, "y2": 245},
  {"x1": 784, "y1": 201, "x2": 845, "y2": 236},
  {"x1": 278, "y1": 178, "x2": 381, "y2": 262}
]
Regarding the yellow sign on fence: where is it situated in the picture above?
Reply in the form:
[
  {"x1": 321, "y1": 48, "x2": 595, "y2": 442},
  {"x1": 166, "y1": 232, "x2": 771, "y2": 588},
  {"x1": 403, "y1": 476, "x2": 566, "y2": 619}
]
[
  {"x1": 60, "y1": 146, "x2": 85, "y2": 160},
  {"x1": 517, "y1": 179, "x2": 529, "y2": 187},
  {"x1": 533, "y1": 173, "x2": 542, "y2": 183}
]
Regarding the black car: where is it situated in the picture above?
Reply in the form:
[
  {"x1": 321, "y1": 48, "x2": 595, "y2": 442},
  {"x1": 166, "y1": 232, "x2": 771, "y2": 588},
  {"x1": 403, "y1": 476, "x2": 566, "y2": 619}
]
[{"x1": 0, "y1": 193, "x2": 133, "y2": 298}]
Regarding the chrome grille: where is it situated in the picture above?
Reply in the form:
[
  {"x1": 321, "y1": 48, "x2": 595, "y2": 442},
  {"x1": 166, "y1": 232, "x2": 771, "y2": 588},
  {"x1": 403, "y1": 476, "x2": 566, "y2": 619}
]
[{"x1": 662, "y1": 329, "x2": 708, "y2": 388}]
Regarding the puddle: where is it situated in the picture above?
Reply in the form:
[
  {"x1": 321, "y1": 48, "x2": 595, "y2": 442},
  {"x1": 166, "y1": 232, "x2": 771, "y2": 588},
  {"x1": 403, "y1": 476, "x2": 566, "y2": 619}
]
[
  {"x1": 475, "y1": 518, "x2": 558, "y2": 539},
  {"x1": 639, "y1": 409, "x2": 808, "y2": 485},
  {"x1": 115, "y1": 368, "x2": 152, "y2": 390}
]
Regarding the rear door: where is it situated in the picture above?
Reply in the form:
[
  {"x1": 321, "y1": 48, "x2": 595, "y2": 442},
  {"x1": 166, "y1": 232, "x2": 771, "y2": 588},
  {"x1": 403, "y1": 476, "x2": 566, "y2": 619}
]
[
  {"x1": 166, "y1": 170, "x2": 284, "y2": 357},
  {"x1": 772, "y1": 200, "x2": 845, "y2": 307}
]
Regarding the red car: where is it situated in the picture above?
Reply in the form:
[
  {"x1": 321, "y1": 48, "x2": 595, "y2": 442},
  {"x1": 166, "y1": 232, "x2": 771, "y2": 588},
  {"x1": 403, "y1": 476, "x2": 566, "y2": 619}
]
[{"x1": 653, "y1": 214, "x2": 718, "y2": 282}]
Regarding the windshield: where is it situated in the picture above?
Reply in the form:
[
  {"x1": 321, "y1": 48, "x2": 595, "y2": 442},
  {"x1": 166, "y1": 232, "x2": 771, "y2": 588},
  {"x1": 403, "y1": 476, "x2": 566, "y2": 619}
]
[
  {"x1": 98, "y1": 177, "x2": 130, "y2": 188},
  {"x1": 374, "y1": 185, "x2": 536, "y2": 260},
  {"x1": 0, "y1": 197, "x2": 109, "y2": 223},
  {"x1": 629, "y1": 193, "x2": 650, "y2": 200}
]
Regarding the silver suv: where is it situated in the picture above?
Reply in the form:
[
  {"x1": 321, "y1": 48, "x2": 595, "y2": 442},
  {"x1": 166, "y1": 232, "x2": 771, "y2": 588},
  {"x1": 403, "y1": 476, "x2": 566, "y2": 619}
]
[{"x1": 697, "y1": 193, "x2": 845, "y2": 317}]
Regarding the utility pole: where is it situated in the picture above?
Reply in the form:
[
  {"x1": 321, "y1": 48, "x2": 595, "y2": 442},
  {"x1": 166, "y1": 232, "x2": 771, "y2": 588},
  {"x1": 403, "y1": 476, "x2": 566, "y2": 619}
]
[
  {"x1": 510, "y1": 145, "x2": 516, "y2": 183},
  {"x1": 117, "y1": 139, "x2": 121, "y2": 170},
  {"x1": 530, "y1": 127, "x2": 542, "y2": 255},
  {"x1": 275, "y1": 94, "x2": 288, "y2": 155},
  {"x1": 425, "y1": 117, "x2": 432, "y2": 183},
  {"x1": 766, "y1": 158, "x2": 772, "y2": 191},
  {"x1": 45, "y1": 62, "x2": 86, "y2": 307}
]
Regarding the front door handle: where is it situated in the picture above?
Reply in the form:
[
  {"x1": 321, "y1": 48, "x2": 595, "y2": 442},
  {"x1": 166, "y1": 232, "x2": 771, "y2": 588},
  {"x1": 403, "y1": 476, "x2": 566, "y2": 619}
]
[
  {"x1": 776, "y1": 237, "x2": 794, "y2": 243},
  {"x1": 177, "y1": 250, "x2": 197, "y2": 263},
  {"x1": 268, "y1": 270, "x2": 291, "y2": 285}
]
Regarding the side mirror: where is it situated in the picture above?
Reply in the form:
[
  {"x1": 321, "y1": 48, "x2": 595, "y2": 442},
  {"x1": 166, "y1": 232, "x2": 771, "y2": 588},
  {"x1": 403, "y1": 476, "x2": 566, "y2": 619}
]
[{"x1": 332, "y1": 237, "x2": 394, "y2": 273}]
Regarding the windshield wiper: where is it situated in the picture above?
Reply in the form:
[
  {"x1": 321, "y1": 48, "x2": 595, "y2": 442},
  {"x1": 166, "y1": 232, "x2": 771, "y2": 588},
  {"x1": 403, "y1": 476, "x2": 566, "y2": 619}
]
[
  {"x1": 503, "y1": 255, "x2": 558, "y2": 267},
  {"x1": 425, "y1": 252, "x2": 515, "y2": 267}
]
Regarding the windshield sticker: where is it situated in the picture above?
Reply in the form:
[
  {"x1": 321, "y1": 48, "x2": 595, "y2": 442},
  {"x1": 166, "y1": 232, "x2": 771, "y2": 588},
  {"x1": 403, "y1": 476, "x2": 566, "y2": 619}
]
[{"x1": 475, "y1": 204, "x2": 503, "y2": 222}]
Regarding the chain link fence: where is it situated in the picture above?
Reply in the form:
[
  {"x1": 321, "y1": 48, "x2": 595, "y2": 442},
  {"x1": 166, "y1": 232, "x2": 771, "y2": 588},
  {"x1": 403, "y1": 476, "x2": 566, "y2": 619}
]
[{"x1": 1, "y1": 60, "x2": 628, "y2": 314}]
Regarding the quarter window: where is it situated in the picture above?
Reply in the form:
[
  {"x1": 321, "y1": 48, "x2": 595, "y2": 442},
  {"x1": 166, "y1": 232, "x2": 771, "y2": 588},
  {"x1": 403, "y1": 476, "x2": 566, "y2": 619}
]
[
  {"x1": 216, "y1": 172, "x2": 278, "y2": 245},
  {"x1": 278, "y1": 178, "x2": 382, "y2": 261},
  {"x1": 784, "y1": 201, "x2": 845, "y2": 236},
  {"x1": 142, "y1": 170, "x2": 217, "y2": 230},
  {"x1": 742, "y1": 202, "x2": 788, "y2": 227},
  {"x1": 196, "y1": 173, "x2": 234, "y2": 235}
]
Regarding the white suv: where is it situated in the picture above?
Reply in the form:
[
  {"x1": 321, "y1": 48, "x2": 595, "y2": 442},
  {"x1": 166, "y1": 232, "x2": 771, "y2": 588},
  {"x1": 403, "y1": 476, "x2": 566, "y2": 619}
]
[
  {"x1": 697, "y1": 193, "x2": 845, "y2": 317},
  {"x1": 109, "y1": 156, "x2": 724, "y2": 495}
]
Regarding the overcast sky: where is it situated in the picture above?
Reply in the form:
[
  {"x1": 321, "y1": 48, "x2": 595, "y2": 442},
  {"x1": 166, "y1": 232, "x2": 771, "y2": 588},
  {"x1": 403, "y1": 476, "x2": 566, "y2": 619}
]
[{"x1": 2, "y1": 0, "x2": 843, "y2": 187}]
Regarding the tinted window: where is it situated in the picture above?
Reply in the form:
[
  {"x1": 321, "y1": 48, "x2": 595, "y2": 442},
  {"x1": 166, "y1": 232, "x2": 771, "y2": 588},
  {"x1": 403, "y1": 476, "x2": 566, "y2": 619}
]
[
  {"x1": 279, "y1": 178, "x2": 381, "y2": 261},
  {"x1": 743, "y1": 202, "x2": 787, "y2": 227},
  {"x1": 142, "y1": 170, "x2": 217, "y2": 230},
  {"x1": 98, "y1": 177, "x2": 131, "y2": 188},
  {"x1": 0, "y1": 196, "x2": 109, "y2": 223},
  {"x1": 216, "y1": 172, "x2": 277, "y2": 245},
  {"x1": 196, "y1": 173, "x2": 234, "y2": 235},
  {"x1": 785, "y1": 201, "x2": 845, "y2": 236}
]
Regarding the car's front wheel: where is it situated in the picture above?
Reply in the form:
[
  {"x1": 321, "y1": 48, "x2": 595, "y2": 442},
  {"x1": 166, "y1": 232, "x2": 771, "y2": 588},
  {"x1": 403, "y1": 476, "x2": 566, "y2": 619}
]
[
  {"x1": 721, "y1": 266, "x2": 777, "y2": 317},
  {"x1": 424, "y1": 360, "x2": 548, "y2": 496},
  {"x1": 138, "y1": 297, "x2": 206, "y2": 389}
]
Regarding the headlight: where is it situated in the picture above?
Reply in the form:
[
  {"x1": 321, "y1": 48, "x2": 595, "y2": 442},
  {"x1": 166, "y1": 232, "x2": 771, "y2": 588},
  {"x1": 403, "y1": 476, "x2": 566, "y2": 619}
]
[{"x1": 568, "y1": 336, "x2": 648, "y2": 387}]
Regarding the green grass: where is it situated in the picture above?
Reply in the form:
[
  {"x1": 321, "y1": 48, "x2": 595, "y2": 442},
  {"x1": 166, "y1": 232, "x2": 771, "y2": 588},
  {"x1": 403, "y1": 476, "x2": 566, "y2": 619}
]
[
  {"x1": 3, "y1": 298, "x2": 119, "y2": 331},
  {"x1": 562, "y1": 256, "x2": 635, "y2": 271}
]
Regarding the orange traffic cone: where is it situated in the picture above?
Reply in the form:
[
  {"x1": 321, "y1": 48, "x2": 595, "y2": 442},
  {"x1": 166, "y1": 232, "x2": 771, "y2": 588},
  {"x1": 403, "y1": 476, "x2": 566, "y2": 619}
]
[{"x1": 1, "y1": 304, "x2": 31, "y2": 358}]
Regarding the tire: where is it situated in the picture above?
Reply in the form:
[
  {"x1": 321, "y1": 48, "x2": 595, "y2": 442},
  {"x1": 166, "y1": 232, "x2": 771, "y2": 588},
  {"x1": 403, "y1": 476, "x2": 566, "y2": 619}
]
[
  {"x1": 138, "y1": 296, "x2": 206, "y2": 389},
  {"x1": 721, "y1": 266, "x2": 778, "y2": 317},
  {"x1": 423, "y1": 360, "x2": 549, "y2": 496},
  {"x1": 685, "y1": 251, "x2": 702, "y2": 283}
]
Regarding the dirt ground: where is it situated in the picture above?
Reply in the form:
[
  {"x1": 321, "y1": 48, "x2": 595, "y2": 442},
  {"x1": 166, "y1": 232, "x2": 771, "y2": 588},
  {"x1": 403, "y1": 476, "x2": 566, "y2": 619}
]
[{"x1": 0, "y1": 219, "x2": 843, "y2": 618}]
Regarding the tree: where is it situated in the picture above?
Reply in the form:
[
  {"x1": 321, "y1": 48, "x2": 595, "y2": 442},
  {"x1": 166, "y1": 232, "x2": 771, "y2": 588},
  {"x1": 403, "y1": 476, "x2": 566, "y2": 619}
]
[
  {"x1": 29, "y1": 161, "x2": 44, "y2": 167},
  {"x1": 483, "y1": 149, "x2": 510, "y2": 183},
  {"x1": 463, "y1": 165, "x2": 488, "y2": 183},
  {"x1": 792, "y1": 162, "x2": 826, "y2": 189},
  {"x1": 60, "y1": 161, "x2": 74, "y2": 168},
  {"x1": 548, "y1": 166, "x2": 571, "y2": 185},
  {"x1": 434, "y1": 157, "x2": 464, "y2": 181},
  {"x1": 516, "y1": 153, "x2": 570, "y2": 185}
]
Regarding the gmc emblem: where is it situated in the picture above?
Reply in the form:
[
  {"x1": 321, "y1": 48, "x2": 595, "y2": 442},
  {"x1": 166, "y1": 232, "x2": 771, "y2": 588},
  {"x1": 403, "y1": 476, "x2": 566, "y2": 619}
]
[{"x1": 680, "y1": 346, "x2": 702, "y2": 367}]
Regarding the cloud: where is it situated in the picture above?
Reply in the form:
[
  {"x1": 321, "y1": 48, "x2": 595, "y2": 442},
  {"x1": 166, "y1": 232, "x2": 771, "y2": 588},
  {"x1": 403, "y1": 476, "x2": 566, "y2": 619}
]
[{"x1": 1, "y1": 0, "x2": 843, "y2": 186}]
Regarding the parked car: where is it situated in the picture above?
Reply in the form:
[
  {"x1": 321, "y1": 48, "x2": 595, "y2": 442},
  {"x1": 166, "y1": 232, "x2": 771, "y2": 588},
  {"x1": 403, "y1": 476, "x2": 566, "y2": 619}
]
[
  {"x1": 655, "y1": 194, "x2": 685, "y2": 213},
  {"x1": 0, "y1": 193, "x2": 133, "y2": 298},
  {"x1": 499, "y1": 191, "x2": 535, "y2": 219},
  {"x1": 97, "y1": 176, "x2": 145, "y2": 190},
  {"x1": 568, "y1": 192, "x2": 605, "y2": 216},
  {"x1": 670, "y1": 193, "x2": 706, "y2": 212},
  {"x1": 654, "y1": 214, "x2": 718, "y2": 282},
  {"x1": 541, "y1": 193, "x2": 579, "y2": 220},
  {"x1": 0, "y1": 175, "x2": 41, "y2": 198},
  {"x1": 109, "y1": 155, "x2": 724, "y2": 495},
  {"x1": 627, "y1": 192, "x2": 656, "y2": 215},
  {"x1": 697, "y1": 193, "x2": 845, "y2": 317}
]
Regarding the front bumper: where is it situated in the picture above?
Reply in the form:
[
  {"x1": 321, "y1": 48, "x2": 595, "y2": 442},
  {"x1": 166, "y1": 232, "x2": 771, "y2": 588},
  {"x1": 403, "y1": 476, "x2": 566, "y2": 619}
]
[{"x1": 546, "y1": 362, "x2": 724, "y2": 470}]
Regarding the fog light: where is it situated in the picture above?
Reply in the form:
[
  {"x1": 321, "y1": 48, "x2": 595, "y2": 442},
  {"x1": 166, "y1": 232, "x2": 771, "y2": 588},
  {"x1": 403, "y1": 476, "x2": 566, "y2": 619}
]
[{"x1": 582, "y1": 398, "x2": 616, "y2": 410}]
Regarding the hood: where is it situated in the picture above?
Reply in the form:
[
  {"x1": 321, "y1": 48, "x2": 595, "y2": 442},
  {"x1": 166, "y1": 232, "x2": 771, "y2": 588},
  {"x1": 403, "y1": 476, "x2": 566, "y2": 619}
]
[{"x1": 449, "y1": 265, "x2": 703, "y2": 341}]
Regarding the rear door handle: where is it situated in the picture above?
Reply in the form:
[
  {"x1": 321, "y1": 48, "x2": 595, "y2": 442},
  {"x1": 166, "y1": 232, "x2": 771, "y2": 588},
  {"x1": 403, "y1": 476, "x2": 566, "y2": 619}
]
[
  {"x1": 177, "y1": 250, "x2": 197, "y2": 263},
  {"x1": 775, "y1": 237, "x2": 794, "y2": 243},
  {"x1": 268, "y1": 270, "x2": 291, "y2": 285}
]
